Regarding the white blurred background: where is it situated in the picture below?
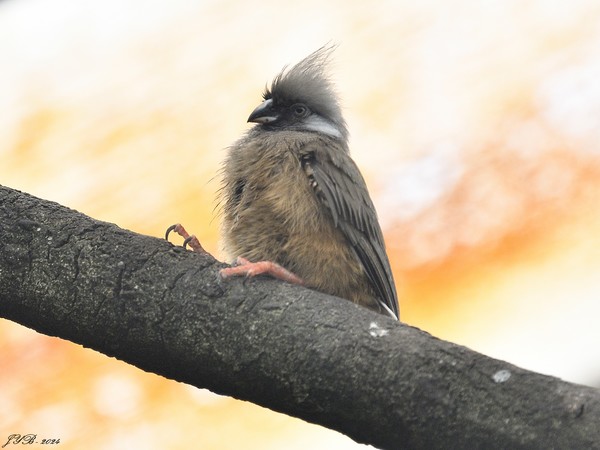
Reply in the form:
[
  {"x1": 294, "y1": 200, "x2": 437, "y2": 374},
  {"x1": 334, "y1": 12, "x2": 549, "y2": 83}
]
[{"x1": 1, "y1": 0, "x2": 600, "y2": 448}]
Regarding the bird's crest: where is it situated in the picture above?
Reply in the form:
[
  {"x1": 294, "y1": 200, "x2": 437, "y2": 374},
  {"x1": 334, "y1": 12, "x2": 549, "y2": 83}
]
[{"x1": 263, "y1": 45, "x2": 347, "y2": 139}]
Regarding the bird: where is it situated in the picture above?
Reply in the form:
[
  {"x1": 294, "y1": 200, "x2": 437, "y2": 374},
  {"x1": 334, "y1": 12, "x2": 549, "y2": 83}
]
[{"x1": 216, "y1": 46, "x2": 399, "y2": 320}]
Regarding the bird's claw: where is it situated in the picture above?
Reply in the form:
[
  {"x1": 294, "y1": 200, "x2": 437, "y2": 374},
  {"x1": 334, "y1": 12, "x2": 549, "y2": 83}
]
[
  {"x1": 219, "y1": 257, "x2": 304, "y2": 285},
  {"x1": 165, "y1": 223, "x2": 205, "y2": 253}
]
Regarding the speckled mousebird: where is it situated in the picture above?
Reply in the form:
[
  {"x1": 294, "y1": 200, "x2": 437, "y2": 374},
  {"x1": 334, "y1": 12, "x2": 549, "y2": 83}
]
[{"x1": 216, "y1": 46, "x2": 399, "y2": 320}]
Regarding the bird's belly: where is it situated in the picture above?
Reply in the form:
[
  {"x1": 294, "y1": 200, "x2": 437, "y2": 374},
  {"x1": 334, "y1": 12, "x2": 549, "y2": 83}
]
[{"x1": 226, "y1": 189, "x2": 375, "y2": 308}]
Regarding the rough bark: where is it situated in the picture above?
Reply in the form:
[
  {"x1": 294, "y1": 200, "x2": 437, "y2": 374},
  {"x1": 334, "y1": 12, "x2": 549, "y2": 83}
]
[{"x1": 0, "y1": 184, "x2": 599, "y2": 450}]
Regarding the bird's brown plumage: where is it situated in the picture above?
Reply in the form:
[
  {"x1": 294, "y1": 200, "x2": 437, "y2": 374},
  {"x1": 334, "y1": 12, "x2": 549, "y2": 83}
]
[{"x1": 220, "y1": 47, "x2": 399, "y2": 319}]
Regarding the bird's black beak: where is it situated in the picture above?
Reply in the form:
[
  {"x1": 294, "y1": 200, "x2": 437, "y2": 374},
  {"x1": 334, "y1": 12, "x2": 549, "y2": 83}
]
[{"x1": 247, "y1": 99, "x2": 279, "y2": 124}]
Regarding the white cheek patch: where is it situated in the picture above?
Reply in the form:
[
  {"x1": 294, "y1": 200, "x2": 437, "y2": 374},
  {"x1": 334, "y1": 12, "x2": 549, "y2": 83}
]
[{"x1": 303, "y1": 115, "x2": 343, "y2": 139}]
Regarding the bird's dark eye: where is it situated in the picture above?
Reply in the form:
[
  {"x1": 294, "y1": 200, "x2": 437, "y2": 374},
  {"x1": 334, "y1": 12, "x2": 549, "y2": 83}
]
[{"x1": 291, "y1": 103, "x2": 309, "y2": 117}]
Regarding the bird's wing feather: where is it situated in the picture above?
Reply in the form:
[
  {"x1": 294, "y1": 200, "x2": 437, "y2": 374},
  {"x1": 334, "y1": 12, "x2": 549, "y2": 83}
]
[{"x1": 301, "y1": 146, "x2": 399, "y2": 320}]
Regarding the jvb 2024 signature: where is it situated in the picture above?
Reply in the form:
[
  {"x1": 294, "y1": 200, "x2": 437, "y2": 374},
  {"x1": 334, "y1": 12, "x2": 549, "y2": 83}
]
[{"x1": 3, "y1": 435, "x2": 60, "y2": 447}]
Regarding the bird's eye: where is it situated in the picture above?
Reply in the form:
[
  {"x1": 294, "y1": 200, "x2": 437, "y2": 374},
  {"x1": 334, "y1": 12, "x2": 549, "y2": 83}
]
[{"x1": 291, "y1": 103, "x2": 309, "y2": 117}]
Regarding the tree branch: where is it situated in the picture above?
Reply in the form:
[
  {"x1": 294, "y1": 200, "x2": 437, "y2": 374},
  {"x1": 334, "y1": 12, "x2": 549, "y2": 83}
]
[{"x1": 1, "y1": 185, "x2": 598, "y2": 449}]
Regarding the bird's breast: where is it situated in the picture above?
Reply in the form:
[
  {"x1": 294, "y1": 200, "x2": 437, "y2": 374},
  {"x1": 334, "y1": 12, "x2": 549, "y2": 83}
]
[{"x1": 223, "y1": 134, "x2": 340, "y2": 260}]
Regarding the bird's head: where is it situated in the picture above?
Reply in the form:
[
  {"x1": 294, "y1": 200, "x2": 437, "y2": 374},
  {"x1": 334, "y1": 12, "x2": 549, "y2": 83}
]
[{"x1": 247, "y1": 46, "x2": 348, "y2": 142}]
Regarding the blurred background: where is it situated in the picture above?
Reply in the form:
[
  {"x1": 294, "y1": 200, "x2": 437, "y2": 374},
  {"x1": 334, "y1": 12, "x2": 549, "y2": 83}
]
[{"x1": 1, "y1": 0, "x2": 600, "y2": 448}]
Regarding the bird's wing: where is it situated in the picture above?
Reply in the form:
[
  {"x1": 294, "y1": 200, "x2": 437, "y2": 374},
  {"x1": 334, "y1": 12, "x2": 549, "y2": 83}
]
[{"x1": 300, "y1": 147, "x2": 399, "y2": 320}]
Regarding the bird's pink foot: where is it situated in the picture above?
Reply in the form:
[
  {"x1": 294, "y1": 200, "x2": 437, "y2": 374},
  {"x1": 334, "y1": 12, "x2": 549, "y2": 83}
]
[
  {"x1": 165, "y1": 223, "x2": 205, "y2": 253},
  {"x1": 220, "y1": 257, "x2": 304, "y2": 285}
]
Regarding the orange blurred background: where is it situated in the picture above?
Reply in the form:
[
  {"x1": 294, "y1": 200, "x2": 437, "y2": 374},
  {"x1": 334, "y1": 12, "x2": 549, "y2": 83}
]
[{"x1": 1, "y1": 0, "x2": 600, "y2": 448}]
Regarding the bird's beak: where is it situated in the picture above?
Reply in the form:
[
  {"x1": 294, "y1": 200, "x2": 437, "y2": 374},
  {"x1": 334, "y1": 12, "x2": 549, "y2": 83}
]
[{"x1": 247, "y1": 99, "x2": 279, "y2": 124}]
